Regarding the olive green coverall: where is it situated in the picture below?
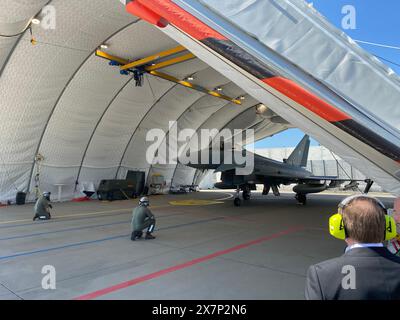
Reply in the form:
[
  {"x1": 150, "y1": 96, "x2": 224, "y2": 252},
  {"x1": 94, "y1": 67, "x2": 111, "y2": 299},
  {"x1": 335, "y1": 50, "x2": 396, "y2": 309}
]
[
  {"x1": 33, "y1": 196, "x2": 52, "y2": 220},
  {"x1": 131, "y1": 205, "x2": 156, "y2": 233}
]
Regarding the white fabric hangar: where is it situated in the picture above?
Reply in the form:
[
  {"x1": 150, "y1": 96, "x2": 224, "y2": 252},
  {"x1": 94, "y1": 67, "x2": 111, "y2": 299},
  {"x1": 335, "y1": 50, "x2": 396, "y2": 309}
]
[
  {"x1": 0, "y1": 0, "x2": 399, "y2": 202},
  {"x1": 0, "y1": 0, "x2": 290, "y2": 202}
]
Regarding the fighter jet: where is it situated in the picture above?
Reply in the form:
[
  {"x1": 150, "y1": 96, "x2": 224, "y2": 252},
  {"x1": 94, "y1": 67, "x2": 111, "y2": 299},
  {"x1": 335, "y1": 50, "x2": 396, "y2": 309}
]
[{"x1": 185, "y1": 135, "x2": 371, "y2": 206}]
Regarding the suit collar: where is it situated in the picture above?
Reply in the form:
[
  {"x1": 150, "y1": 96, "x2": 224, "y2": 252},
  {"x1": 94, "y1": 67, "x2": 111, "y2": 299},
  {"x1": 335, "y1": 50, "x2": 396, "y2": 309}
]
[{"x1": 344, "y1": 246, "x2": 393, "y2": 258}]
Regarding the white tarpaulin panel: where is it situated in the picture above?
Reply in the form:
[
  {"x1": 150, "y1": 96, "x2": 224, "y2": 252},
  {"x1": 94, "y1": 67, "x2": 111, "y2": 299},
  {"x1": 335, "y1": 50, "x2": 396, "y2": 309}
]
[
  {"x1": 81, "y1": 76, "x2": 173, "y2": 170},
  {"x1": 198, "y1": 0, "x2": 400, "y2": 130},
  {"x1": 146, "y1": 0, "x2": 400, "y2": 195}
]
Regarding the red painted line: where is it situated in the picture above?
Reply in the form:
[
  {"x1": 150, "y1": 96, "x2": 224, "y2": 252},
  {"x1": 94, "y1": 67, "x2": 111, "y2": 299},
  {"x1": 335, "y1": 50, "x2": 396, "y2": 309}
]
[
  {"x1": 135, "y1": 0, "x2": 227, "y2": 40},
  {"x1": 264, "y1": 77, "x2": 351, "y2": 122},
  {"x1": 74, "y1": 225, "x2": 303, "y2": 300}
]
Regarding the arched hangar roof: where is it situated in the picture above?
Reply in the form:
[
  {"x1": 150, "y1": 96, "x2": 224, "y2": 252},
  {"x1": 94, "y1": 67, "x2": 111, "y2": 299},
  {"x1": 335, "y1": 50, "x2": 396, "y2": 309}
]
[{"x1": 0, "y1": 0, "x2": 289, "y2": 201}]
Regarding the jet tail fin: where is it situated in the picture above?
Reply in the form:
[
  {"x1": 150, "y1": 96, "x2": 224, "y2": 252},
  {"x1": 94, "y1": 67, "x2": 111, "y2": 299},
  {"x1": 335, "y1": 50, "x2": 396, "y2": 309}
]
[{"x1": 287, "y1": 135, "x2": 310, "y2": 167}]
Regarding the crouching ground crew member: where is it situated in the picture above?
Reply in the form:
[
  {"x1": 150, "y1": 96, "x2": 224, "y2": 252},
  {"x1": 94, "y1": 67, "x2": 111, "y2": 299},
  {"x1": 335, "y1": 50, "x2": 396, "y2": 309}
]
[
  {"x1": 33, "y1": 191, "x2": 53, "y2": 221},
  {"x1": 305, "y1": 194, "x2": 400, "y2": 300},
  {"x1": 131, "y1": 197, "x2": 156, "y2": 241}
]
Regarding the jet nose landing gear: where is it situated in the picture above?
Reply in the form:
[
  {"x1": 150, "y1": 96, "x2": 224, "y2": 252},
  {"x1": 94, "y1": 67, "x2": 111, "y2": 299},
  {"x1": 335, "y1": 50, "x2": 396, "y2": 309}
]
[
  {"x1": 234, "y1": 185, "x2": 242, "y2": 206},
  {"x1": 233, "y1": 185, "x2": 252, "y2": 206}
]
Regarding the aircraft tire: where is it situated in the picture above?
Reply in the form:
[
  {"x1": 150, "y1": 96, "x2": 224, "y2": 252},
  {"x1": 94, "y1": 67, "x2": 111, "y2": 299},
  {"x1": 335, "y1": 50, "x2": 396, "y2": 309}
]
[{"x1": 296, "y1": 193, "x2": 307, "y2": 205}]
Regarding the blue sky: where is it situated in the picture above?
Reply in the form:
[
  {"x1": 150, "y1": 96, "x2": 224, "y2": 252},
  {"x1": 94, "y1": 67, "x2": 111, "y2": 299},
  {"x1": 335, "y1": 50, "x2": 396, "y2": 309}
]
[{"x1": 255, "y1": 0, "x2": 400, "y2": 148}]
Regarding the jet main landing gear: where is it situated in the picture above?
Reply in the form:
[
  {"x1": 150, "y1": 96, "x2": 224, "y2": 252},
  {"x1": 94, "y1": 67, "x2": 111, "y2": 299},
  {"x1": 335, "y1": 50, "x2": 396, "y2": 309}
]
[
  {"x1": 234, "y1": 186, "x2": 242, "y2": 207},
  {"x1": 262, "y1": 184, "x2": 270, "y2": 195},
  {"x1": 295, "y1": 193, "x2": 307, "y2": 205},
  {"x1": 242, "y1": 189, "x2": 251, "y2": 201}
]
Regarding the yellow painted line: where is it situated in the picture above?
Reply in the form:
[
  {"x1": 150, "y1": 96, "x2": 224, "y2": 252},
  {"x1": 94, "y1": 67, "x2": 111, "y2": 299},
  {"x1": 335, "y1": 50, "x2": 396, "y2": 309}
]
[
  {"x1": 120, "y1": 45, "x2": 187, "y2": 70},
  {"x1": 0, "y1": 218, "x2": 34, "y2": 225},
  {"x1": 0, "y1": 204, "x2": 168, "y2": 225},
  {"x1": 169, "y1": 199, "x2": 223, "y2": 206}
]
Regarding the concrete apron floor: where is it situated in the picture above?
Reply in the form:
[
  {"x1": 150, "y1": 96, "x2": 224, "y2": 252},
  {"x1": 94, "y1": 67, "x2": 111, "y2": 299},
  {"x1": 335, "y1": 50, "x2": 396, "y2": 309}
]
[{"x1": 0, "y1": 191, "x2": 394, "y2": 300}]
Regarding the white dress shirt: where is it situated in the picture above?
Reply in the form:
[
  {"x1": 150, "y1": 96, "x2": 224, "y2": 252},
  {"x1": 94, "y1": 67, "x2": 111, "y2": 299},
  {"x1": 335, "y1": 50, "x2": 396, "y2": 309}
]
[{"x1": 345, "y1": 243, "x2": 384, "y2": 253}]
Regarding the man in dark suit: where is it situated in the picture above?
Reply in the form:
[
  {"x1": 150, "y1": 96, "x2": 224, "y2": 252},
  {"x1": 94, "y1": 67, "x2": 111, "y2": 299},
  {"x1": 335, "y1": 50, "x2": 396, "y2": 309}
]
[{"x1": 305, "y1": 195, "x2": 400, "y2": 300}]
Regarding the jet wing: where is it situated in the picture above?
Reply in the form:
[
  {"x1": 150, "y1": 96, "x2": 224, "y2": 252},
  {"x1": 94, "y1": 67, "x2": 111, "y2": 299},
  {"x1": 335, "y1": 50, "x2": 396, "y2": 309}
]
[
  {"x1": 300, "y1": 177, "x2": 369, "y2": 188},
  {"x1": 214, "y1": 163, "x2": 246, "y2": 172},
  {"x1": 301, "y1": 176, "x2": 367, "y2": 182}
]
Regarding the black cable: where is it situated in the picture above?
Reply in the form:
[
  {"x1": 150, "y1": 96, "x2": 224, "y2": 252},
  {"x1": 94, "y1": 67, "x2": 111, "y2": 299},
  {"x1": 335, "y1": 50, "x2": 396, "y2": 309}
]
[
  {"x1": 18, "y1": 35, "x2": 92, "y2": 53},
  {"x1": 146, "y1": 74, "x2": 156, "y2": 101},
  {"x1": 374, "y1": 54, "x2": 400, "y2": 68}
]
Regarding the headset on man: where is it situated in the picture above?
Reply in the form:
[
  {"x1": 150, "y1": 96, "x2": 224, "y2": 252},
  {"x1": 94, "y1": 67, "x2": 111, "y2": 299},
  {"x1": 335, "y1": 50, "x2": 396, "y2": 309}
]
[{"x1": 329, "y1": 194, "x2": 397, "y2": 241}]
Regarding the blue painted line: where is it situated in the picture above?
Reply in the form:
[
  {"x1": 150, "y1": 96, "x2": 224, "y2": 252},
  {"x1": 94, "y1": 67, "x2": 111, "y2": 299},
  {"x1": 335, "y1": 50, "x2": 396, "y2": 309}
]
[
  {"x1": 0, "y1": 217, "x2": 223, "y2": 261},
  {"x1": 0, "y1": 211, "x2": 131, "y2": 230},
  {"x1": 0, "y1": 212, "x2": 187, "y2": 241},
  {"x1": 0, "y1": 220, "x2": 128, "y2": 241},
  {"x1": 0, "y1": 235, "x2": 127, "y2": 261},
  {"x1": 157, "y1": 217, "x2": 223, "y2": 231}
]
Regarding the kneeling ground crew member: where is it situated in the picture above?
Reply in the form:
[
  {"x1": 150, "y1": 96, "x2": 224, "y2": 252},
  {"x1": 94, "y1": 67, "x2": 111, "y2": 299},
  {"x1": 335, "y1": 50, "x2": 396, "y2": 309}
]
[
  {"x1": 131, "y1": 197, "x2": 156, "y2": 240},
  {"x1": 33, "y1": 191, "x2": 53, "y2": 221}
]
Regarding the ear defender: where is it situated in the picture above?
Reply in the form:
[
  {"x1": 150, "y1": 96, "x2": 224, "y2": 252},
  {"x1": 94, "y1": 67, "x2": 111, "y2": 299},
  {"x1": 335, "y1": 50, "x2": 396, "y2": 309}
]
[
  {"x1": 329, "y1": 213, "x2": 346, "y2": 240},
  {"x1": 385, "y1": 215, "x2": 397, "y2": 241},
  {"x1": 329, "y1": 213, "x2": 397, "y2": 241}
]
